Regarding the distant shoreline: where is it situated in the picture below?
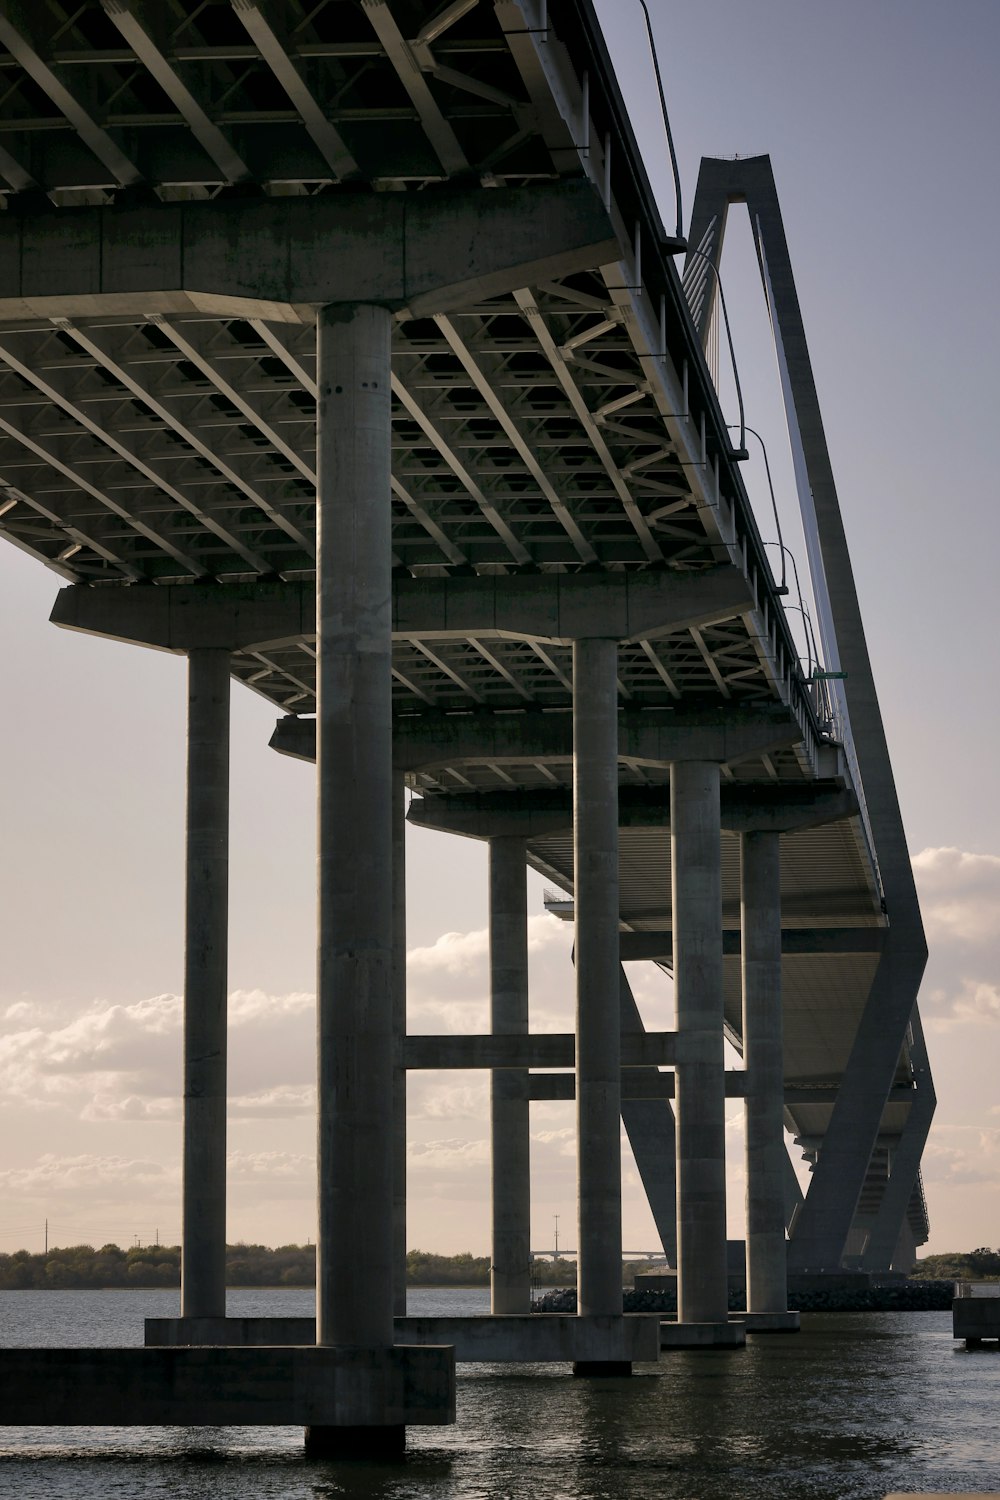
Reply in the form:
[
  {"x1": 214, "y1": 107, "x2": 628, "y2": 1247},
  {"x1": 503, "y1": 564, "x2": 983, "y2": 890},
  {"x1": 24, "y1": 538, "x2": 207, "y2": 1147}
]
[{"x1": 0, "y1": 1282, "x2": 493, "y2": 1293}]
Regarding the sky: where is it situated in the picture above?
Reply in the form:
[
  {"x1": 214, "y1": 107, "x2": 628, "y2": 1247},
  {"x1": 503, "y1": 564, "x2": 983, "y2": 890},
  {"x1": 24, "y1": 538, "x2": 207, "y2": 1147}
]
[{"x1": 1, "y1": 0, "x2": 999, "y2": 1262}]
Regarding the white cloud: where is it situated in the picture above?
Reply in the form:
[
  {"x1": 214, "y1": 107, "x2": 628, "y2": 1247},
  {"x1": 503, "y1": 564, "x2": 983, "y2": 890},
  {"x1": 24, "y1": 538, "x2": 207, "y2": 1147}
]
[
  {"x1": 0, "y1": 989, "x2": 320, "y2": 1120},
  {"x1": 912, "y1": 846, "x2": 1000, "y2": 947},
  {"x1": 405, "y1": 913, "x2": 574, "y2": 1035},
  {"x1": 920, "y1": 1128, "x2": 1000, "y2": 1188},
  {"x1": 0, "y1": 1152, "x2": 177, "y2": 1200},
  {"x1": 927, "y1": 980, "x2": 1000, "y2": 1032},
  {"x1": 82, "y1": 1092, "x2": 179, "y2": 1123},
  {"x1": 409, "y1": 1076, "x2": 488, "y2": 1121},
  {"x1": 228, "y1": 990, "x2": 313, "y2": 1026},
  {"x1": 229, "y1": 1085, "x2": 316, "y2": 1119},
  {"x1": 911, "y1": 846, "x2": 1000, "y2": 1028},
  {"x1": 407, "y1": 1137, "x2": 490, "y2": 1170},
  {"x1": 226, "y1": 1150, "x2": 313, "y2": 1182}
]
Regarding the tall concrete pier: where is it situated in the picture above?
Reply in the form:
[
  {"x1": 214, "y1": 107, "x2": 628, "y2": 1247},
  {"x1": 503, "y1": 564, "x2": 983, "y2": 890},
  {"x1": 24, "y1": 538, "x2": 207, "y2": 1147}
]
[
  {"x1": 312, "y1": 302, "x2": 397, "y2": 1452},
  {"x1": 741, "y1": 831, "x2": 794, "y2": 1325},
  {"x1": 573, "y1": 638, "x2": 627, "y2": 1371},
  {"x1": 489, "y1": 836, "x2": 532, "y2": 1316},
  {"x1": 0, "y1": 0, "x2": 929, "y2": 1451},
  {"x1": 181, "y1": 648, "x2": 231, "y2": 1321},
  {"x1": 670, "y1": 761, "x2": 732, "y2": 1341}
]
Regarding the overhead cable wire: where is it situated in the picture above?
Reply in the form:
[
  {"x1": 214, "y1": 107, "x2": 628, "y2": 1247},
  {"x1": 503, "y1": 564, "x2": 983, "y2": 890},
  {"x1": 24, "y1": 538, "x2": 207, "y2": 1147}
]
[
  {"x1": 636, "y1": 0, "x2": 684, "y2": 243},
  {"x1": 729, "y1": 422, "x2": 787, "y2": 592},
  {"x1": 686, "y1": 248, "x2": 745, "y2": 453}
]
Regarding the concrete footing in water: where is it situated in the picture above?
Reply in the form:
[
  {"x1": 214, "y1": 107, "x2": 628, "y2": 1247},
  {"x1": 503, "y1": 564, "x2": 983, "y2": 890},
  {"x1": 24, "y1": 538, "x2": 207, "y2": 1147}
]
[
  {"x1": 739, "y1": 1311, "x2": 801, "y2": 1333},
  {"x1": 953, "y1": 1295, "x2": 1000, "y2": 1348},
  {"x1": 660, "y1": 1321, "x2": 746, "y2": 1349}
]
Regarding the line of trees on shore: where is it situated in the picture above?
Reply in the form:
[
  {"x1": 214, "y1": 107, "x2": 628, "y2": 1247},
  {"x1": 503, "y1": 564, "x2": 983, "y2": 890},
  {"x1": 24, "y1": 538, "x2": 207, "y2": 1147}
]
[
  {"x1": 0, "y1": 1243, "x2": 588, "y2": 1291},
  {"x1": 1, "y1": 1242, "x2": 996, "y2": 1291},
  {"x1": 909, "y1": 1248, "x2": 1000, "y2": 1281}
]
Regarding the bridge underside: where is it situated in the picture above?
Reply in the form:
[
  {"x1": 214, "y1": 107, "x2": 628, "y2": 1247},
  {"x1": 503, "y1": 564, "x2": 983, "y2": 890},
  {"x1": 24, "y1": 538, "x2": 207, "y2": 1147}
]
[{"x1": 0, "y1": 0, "x2": 930, "y2": 1445}]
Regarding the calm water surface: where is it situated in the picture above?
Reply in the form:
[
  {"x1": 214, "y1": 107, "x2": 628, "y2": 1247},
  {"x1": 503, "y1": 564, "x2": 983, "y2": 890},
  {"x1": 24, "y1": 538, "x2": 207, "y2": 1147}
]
[{"x1": 1, "y1": 1287, "x2": 998, "y2": 1499}]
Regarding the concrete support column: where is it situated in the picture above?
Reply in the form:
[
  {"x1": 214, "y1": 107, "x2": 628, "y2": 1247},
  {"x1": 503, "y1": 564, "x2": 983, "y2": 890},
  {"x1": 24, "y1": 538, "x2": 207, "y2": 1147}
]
[
  {"x1": 314, "y1": 303, "x2": 395, "y2": 1407},
  {"x1": 572, "y1": 638, "x2": 624, "y2": 1354},
  {"x1": 671, "y1": 760, "x2": 731, "y2": 1333},
  {"x1": 181, "y1": 648, "x2": 231, "y2": 1320},
  {"x1": 489, "y1": 836, "x2": 532, "y2": 1314},
  {"x1": 392, "y1": 770, "x2": 408, "y2": 1317},
  {"x1": 741, "y1": 830, "x2": 789, "y2": 1316}
]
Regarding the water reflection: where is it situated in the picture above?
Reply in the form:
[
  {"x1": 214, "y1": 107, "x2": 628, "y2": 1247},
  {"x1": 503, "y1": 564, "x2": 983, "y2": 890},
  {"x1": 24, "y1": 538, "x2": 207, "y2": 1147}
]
[{"x1": 1, "y1": 1293, "x2": 1000, "y2": 1499}]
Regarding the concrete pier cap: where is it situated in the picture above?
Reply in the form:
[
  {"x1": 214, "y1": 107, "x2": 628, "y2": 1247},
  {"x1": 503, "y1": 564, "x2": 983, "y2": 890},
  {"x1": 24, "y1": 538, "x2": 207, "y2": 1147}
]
[
  {"x1": 144, "y1": 1314, "x2": 661, "y2": 1366},
  {"x1": 660, "y1": 1322, "x2": 747, "y2": 1350},
  {"x1": 0, "y1": 1346, "x2": 456, "y2": 1441}
]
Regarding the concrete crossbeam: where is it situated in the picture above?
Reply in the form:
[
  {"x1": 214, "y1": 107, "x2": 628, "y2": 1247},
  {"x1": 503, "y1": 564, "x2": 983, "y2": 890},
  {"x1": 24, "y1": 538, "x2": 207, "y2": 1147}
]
[
  {"x1": 0, "y1": 1346, "x2": 455, "y2": 1427},
  {"x1": 145, "y1": 1316, "x2": 659, "y2": 1364},
  {"x1": 619, "y1": 928, "x2": 884, "y2": 961},
  {"x1": 407, "y1": 783, "x2": 859, "y2": 840},
  {"x1": 273, "y1": 705, "x2": 804, "y2": 772},
  {"x1": 51, "y1": 579, "x2": 316, "y2": 654},
  {"x1": 391, "y1": 566, "x2": 755, "y2": 644},
  {"x1": 0, "y1": 181, "x2": 618, "y2": 321},
  {"x1": 50, "y1": 565, "x2": 753, "y2": 652},
  {"x1": 403, "y1": 1032, "x2": 676, "y2": 1069},
  {"x1": 524, "y1": 1074, "x2": 915, "y2": 1103}
]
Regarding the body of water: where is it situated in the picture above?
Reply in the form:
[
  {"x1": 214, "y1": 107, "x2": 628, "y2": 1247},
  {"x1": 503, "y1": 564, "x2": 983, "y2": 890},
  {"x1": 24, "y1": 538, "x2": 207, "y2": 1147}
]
[{"x1": 1, "y1": 1287, "x2": 998, "y2": 1499}]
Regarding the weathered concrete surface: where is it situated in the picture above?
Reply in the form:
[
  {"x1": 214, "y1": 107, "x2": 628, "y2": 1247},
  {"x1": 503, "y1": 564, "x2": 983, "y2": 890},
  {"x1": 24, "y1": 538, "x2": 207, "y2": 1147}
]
[
  {"x1": 953, "y1": 1298, "x2": 1000, "y2": 1343},
  {"x1": 392, "y1": 565, "x2": 754, "y2": 644},
  {"x1": 741, "y1": 1311, "x2": 800, "y2": 1332},
  {"x1": 181, "y1": 648, "x2": 230, "y2": 1320},
  {"x1": 399, "y1": 1315, "x2": 657, "y2": 1363},
  {"x1": 407, "y1": 782, "x2": 859, "y2": 841},
  {"x1": 620, "y1": 926, "x2": 882, "y2": 962},
  {"x1": 672, "y1": 761, "x2": 728, "y2": 1326},
  {"x1": 0, "y1": 1346, "x2": 455, "y2": 1425},
  {"x1": 272, "y1": 703, "x2": 806, "y2": 772},
  {"x1": 403, "y1": 1031, "x2": 677, "y2": 1070},
  {"x1": 488, "y1": 836, "x2": 532, "y2": 1314},
  {"x1": 50, "y1": 566, "x2": 753, "y2": 653},
  {"x1": 146, "y1": 1316, "x2": 314, "y2": 1347},
  {"x1": 51, "y1": 579, "x2": 316, "y2": 654},
  {"x1": 660, "y1": 1322, "x2": 746, "y2": 1349},
  {"x1": 315, "y1": 303, "x2": 394, "y2": 1351},
  {"x1": 144, "y1": 1316, "x2": 659, "y2": 1363},
  {"x1": 528, "y1": 1068, "x2": 746, "y2": 1100},
  {"x1": 741, "y1": 830, "x2": 789, "y2": 1317},
  {"x1": 0, "y1": 182, "x2": 617, "y2": 321}
]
